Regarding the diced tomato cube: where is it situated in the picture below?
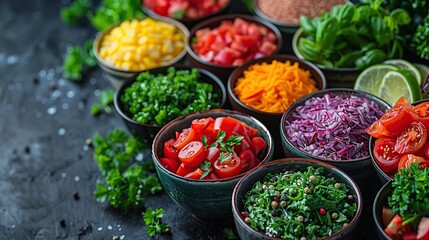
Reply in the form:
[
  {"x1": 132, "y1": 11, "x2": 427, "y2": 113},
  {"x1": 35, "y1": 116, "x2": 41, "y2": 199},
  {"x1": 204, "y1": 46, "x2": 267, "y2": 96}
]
[{"x1": 259, "y1": 41, "x2": 277, "y2": 55}]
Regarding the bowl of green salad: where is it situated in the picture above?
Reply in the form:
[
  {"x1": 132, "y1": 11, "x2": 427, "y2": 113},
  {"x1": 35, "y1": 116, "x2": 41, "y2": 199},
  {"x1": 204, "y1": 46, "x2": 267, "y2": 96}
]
[
  {"x1": 232, "y1": 158, "x2": 363, "y2": 240},
  {"x1": 114, "y1": 65, "x2": 226, "y2": 139}
]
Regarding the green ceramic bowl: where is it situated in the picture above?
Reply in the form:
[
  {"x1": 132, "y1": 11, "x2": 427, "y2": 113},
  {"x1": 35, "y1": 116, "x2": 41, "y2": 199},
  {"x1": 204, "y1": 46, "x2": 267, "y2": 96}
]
[
  {"x1": 280, "y1": 88, "x2": 391, "y2": 185},
  {"x1": 152, "y1": 109, "x2": 274, "y2": 220},
  {"x1": 232, "y1": 158, "x2": 363, "y2": 240}
]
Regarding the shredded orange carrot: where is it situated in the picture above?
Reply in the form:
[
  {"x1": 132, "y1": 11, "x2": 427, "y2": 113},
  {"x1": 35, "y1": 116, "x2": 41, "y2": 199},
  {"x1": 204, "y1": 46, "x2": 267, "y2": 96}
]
[{"x1": 233, "y1": 60, "x2": 318, "y2": 113}]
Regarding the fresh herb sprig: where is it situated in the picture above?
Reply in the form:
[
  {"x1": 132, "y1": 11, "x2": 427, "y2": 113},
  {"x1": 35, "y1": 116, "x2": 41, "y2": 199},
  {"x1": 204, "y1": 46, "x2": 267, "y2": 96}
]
[
  {"x1": 202, "y1": 130, "x2": 243, "y2": 163},
  {"x1": 60, "y1": 0, "x2": 92, "y2": 26},
  {"x1": 91, "y1": 88, "x2": 115, "y2": 116},
  {"x1": 143, "y1": 208, "x2": 170, "y2": 237},
  {"x1": 388, "y1": 163, "x2": 429, "y2": 225},
  {"x1": 63, "y1": 39, "x2": 96, "y2": 81},
  {"x1": 92, "y1": 129, "x2": 162, "y2": 212}
]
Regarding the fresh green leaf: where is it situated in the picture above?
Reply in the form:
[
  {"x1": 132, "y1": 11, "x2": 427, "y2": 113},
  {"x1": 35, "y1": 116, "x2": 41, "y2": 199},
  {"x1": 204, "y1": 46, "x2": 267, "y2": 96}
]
[
  {"x1": 172, "y1": 8, "x2": 185, "y2": 19},
  {"x1": 200, "y1": 161, "x2": 211, "y2": 172},
  {"x1": 60, "y1": 0, "x2": 91, "y2": 25},
  {"x1": 63, "y1": 39, "x2": 96, "y2": 81},
  {"x1": 143, "y1": 208, "x2": 170, "y2": 237},
  {"x1": 219, "y1": 152, "x2": 233, "y2": 164},
  {"x1": 91, "y1": 88, "x2": 114, "y2": 116},
  {"x1": 389, "y1": 9, "x2": 411, "y2": 26},
  {"x1": 201, "y1": 135, "x2": 208, "y2": 148}
]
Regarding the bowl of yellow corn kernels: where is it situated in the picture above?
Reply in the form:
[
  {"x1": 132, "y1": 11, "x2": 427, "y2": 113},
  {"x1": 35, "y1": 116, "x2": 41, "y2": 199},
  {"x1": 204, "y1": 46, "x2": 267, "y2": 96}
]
[{"x1": 93, "y1": 17, "x2": 189, "y2": 88}]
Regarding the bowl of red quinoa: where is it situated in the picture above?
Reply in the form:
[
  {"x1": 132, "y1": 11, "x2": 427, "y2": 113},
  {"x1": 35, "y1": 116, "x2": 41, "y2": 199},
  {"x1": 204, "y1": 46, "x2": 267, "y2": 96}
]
[
  {"x1": 253, "y1": 0, "x2": 347, "y2": 53},
  {"x1": 280, "y1": 88, "x2": 390, "y2": 184}
]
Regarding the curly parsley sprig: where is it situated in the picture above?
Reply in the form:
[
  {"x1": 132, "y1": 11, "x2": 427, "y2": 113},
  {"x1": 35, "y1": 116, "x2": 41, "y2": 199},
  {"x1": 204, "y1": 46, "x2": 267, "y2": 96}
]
[{"x1": 143, "y1": 208, "x2": 170, "y2": 237}]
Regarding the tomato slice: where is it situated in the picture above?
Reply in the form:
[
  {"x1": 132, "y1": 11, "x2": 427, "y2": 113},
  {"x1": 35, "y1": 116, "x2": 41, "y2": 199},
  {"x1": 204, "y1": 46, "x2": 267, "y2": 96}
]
[
  {"x1": 239, "y1": 148, "x2": 259, "y2": 172},
  {"x1": 412, "y1": 101, "x2": 429, "y2": 127},
  {"x1": 214, "y1": 117, "x2": 245, "y2": 138},
  {"x1": 366, "y1": 120, "x2": 400, "y2": 138},
  {"x1": 184, "y1": 168, "x2": 204, "y2": 180},
  {"x1": 174, "y1": 128, "x2": 195, "y2": 150},
  {"x1": 398, "y1": 154, "x2": 429, "y2": 170},
  {"x1": 417, "y1": 217, "x2": 429, "y2": 240},
  {"x1": 178, "y1": 141, "x2": 206, "y2": 167},
  {"x1": 213, "y1": 153, "x2": 242, "y2": 178},
  {"x1": 163, "y1": 138, "x2": 179, "y2": 161},
  {"x1": 251, "y1": 136, "x2": 266, "y2": 156},
  {"x1": 191, "y1": 117, "x2": 214, "y2": 133},
  {"x1": 176, "y1": 163, "x2": 195, "y2": 176},
  {"x1": 206, "y1": 146, "x2": 220, "y2": 164},
  {"x1": 395, "y1": 122, "x2": 427, "y2": 154},
  {"x1": 159, "y1": 157, "x2": 180, "y2": 173},
  {"x1": 384, "y1": 215, "x2": 408, "y2": 239},
  {"x1": 373, "y1": 138, "x2": 402, "y2": 173},
  {"x1": 394, "y1": 96, "x2": 413, "y2": 110},
  {"x1": 379, "y1": 105, "x2": 413, "y2": 133}
]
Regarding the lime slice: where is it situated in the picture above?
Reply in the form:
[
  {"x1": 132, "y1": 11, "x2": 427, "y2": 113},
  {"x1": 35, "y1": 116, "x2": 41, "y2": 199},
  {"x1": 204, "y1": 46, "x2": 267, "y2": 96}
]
[
  {"x1": 414, "y1": 63, "x2": 429, "y2": 80},
  {"x1": 378, "y1": 70, "x2": 422, "y2": 106},
  {"x1": 384, "y1": 59, "x2": 423, "y2": 86},
  {"x1": 353, "y1": 64, "x2": 398, "y2": 95}
]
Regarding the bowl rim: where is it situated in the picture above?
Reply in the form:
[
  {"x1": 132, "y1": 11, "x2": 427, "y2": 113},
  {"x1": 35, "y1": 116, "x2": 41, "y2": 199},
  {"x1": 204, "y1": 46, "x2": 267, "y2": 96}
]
[
  {"x1": 186, "y1": 14, "x2": 283, "y2": 69},
  {"x1": 280, "y1": 88, "x2": 391, "y2": 163},
  {"x1": 113, "y1": 65, "x2": 227, "y2": 128},
  {"x1": 292, "y1": 28, "x2": 359, "y2": 72},
  {"x1": 141, "y1": 0, "x2": 232, "y2": 24},
  {"x1": 151, "y1": 108, "x2": 274, "y2": 183},
  {"x1": 252, "y1": 0, "x2": 299, "y2": 28},
  {"x1": 93, "y1": 16, "x2": 190, "y2": 74},
  {"x1": 231, "y1": 157, "x2": 363, "y2": 239},
  {"x1": 372, "y1": 180, "x2": 393, "y2": 240},
  {"x1": 227, "y1": 54, "x2": 327, "y2": 116}
]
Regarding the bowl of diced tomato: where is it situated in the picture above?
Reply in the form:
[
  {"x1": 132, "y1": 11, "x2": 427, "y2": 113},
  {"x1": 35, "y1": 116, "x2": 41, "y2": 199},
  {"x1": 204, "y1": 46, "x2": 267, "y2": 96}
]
[
  {"x1": 151, "y1": 109, "x2": 274, "y2": 220},
  {"x1": 186, "y1": 14, "x2": 282, "y2": 80},
  {"x1": 142, "y1": 0, "x2": 231, "y2": 27},
  {"x1": 368, "y1": 97, "x2": 429, "y2": 184}
]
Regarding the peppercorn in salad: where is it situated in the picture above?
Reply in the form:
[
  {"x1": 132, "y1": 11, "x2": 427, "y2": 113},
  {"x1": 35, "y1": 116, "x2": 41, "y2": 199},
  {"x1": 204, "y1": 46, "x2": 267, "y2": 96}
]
[{"x1": 241, "y1": 166, "x2": 357, "y2": 239}]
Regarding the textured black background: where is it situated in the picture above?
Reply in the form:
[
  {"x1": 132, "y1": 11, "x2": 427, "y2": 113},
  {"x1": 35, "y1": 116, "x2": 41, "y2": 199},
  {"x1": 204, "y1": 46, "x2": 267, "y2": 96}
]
[{"x1": 0, "y1": 0, "x2": 413, "y2": 239}]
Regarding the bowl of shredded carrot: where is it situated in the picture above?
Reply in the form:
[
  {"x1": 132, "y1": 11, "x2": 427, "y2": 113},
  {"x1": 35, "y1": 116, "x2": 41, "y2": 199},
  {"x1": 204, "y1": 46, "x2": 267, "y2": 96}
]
[{"x1": 227, "y1": 54, "x2": 326, "y2": 157}]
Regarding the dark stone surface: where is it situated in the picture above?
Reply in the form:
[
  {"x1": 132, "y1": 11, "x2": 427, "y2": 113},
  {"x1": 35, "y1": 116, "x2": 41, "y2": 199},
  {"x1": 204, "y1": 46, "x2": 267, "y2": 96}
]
[{"x1": 0, "y1": 0, "x2": 408, "y2": 239}]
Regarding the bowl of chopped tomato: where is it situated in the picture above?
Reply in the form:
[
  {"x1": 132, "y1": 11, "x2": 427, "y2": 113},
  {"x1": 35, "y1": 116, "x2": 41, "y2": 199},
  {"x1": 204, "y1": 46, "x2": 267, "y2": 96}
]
[
  {"x1": 142, "y1": 0, "x2": 231, "y2": 27},
  {"x1": 232, "y1": 158, "x2": 363, "y2": 240},
  {"x1": 186, "y1": 14, "x2": 282, "y2": 80},
  {"x1": 151, "y1": 109, "x2": 274, "y2": 220},
  {"x1": 368, "y1": 97, "x2": 429, "y2": 184},
  {"x1": 281, "y1": 88, "x2": 390, "y2": 185}
]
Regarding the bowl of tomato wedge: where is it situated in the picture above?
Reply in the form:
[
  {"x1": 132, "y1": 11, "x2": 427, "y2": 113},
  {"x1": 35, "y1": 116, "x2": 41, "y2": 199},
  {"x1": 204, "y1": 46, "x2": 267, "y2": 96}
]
[
  {"x1": 368, "y1": 97, "x2": 429, "y2": 184},
  {"x1": 142, "y1": 0, "x2": 231, "y2": 27},
  {"x1": 152, "y1": 109, "x2": 274, "y2": 220},
  {"x1": 186, "y1": 14, "x2": 282, "y2": 80}
]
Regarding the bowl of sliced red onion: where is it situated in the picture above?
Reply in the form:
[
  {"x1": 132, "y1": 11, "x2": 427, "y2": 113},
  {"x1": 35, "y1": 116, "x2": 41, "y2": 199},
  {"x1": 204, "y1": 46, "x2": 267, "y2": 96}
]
[{"x1": 280, "y1": 88, "x2": 390, "y2": 184}]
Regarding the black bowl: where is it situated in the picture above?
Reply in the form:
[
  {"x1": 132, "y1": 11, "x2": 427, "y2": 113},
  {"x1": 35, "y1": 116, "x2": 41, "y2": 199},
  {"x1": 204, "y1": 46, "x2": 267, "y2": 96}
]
[
  {"x1": 232, "y1": 158, "x2": 363, "y2": 240},
  {"x1": 114, "y1": 65, "x2": 226, "y2": 140},
  {"x1": 373, "y1": 181, "x2": 393, "y2": 240},
  {"x1": 186, "y1": 14, "x2": 282, "y2": 81}
]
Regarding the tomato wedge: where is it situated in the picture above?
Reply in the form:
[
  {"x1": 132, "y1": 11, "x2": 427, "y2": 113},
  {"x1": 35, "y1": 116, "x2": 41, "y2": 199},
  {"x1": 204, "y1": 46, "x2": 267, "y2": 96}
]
[
  {"x1": 163, "y1": 138, "x2": 179, "y2": 161},
  {"x1": 373, "y1": 138, "x2": 402, "y2": 173},
  {"x1": 384, "y1": 215, "x2": 412, "y2": 239},
  {"x1": 398, "y1": 154, "x2": 429, "y2": 170},
  {"x1": 184, "y1": 168, "x2": 204, "y2": 180},
  {"x1": 214, "y1": 117, "x2": 245, "y2": 138},
  {"x1": 178, "y1": 141, "x2": 206, "y2": 167},
  {"x1": 395, "y1": 122, "x2": 427, "y2": 154},
  {"x1": 417, "y1": 217, "x2": 429, "y2": 240},
  {"x1": 206, "y1": 146, "x2": 220, "y2": 164},
  {"x1": 394, "y1": 96, "x2": 413, "y2": 110},
  {"x1": 379, "y1": 105, "x2": 413, "y2": 133},
  {"x1": 174, "y1": 128, "x2": 195, "y2": 150},
  {"x1": 239, "y1": 148, "x2": 259, "y2": 172},
  {"x1": 191, "y1": 117, "x2": 214, "y2": 133},
  {"x1": 159, "y1": 157, "x2": 180, "y2": 173},
  {"x1": 213, "y1": 153, "x2": 242, "y2": 178},
  {"x1": 176, "y1": 163, "x2": 195, "y2": 176},
  {"x1": 366, "y1": 120, "x2": 399, "y2": 138},
  {"x1": 251, "y1": 136, "x2": 266, "y2": 156},
  {"x1": 412, "y1": 101, "x2": 429, "y2": 127}
]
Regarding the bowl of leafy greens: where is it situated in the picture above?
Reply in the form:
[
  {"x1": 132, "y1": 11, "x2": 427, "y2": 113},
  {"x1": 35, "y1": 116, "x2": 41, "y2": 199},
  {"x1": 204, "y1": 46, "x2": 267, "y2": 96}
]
[
  {"x1": 292, "y1": 1, "x2": 411, "y2": 88},
  {"x1": 373, "y1": 163, "x2": 429, "y2": 240},
  {"x1": 232, "y1": 158, "x2": 363, "y2": 240},
  {"x1": 151, "y1": 109, "x2": 274, "y2": 220},
  {"x1": 114, "y1": 65, "x2": 226, "y2": 140}
]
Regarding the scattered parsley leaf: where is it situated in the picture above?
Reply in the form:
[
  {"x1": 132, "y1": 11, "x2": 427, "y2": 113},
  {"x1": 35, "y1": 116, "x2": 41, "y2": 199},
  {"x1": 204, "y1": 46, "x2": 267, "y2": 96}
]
[
  {"x1": 63, "y1": 39, "x2": 96, "y2": 81},
  {"x1": 60, "y1": 0, "x2": 91, "y2": 25},
  {"x1": 209, "y1": 130, "x2": 243, "y2": 155},
  {"x1": 223, "y1": 228, "x2": 239, "y2": 240},
  {"x1": 143, "y1": 208, "x2": 170, "y2": 237},
  {"x1": 91, "y1": 88, "x2": 115, "y2": 116}
]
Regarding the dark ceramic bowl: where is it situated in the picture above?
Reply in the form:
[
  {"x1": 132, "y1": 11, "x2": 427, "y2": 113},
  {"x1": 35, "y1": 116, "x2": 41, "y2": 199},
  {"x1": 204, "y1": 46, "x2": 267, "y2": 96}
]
[
  {"x1": 232, "y1": 158, "x2": 363, "y2": 240},
  {"x1": 186, "y1": 14, "x2": 282, "y2": 81},
  {"x1": 373, "y1": 181, "x2": 393, "y2": 240},
  {"x1": 152, "y1": 109, "x2": 274, "y2": 220},
  {"x1": 141, "y1": 0, "x2": 231, "y2": 28},
  {"x1": 370, "y1": 99, "x2": 429, "y2": 184},
  {"x1": 292, "y1": 28, "x2": 361, "y2": 88},
  {"x1": 280, "y1": 88, "x2": 391, "y2": 184},
  {"x1": 114, "y1": 65, "x2": 226, "y2": 140},
  {"x1": 228, "y1": 54, "x2": 326, "y2": 158},
  {"x1": 93, "y1": 17, "x2": 189, "y2": 88}
]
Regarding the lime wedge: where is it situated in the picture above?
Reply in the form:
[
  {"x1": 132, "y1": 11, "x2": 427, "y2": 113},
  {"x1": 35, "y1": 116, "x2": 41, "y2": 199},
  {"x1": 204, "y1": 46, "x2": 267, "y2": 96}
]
[
  {"x1": 414, "y1": 63, "x2": 429, "y2": 80},
  {"x1": 378, "y1": 70, "x2": 422, "y2": 106},
  {"x1": 384, "y1": 59, "x2": 423, "y2": 86},
  {"x1": 353, "y1": 64, "x2": 398, "y2": 95}
]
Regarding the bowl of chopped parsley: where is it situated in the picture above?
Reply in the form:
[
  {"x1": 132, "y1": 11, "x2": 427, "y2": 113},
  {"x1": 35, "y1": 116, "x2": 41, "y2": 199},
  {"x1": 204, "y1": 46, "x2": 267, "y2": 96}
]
[
  {"x1": 232, "y1": 158, "x2": 363, "y2": 240},
  {"x1": 115, "y1": 65, "x2": 226, "y2": 139},
  {"x1": 152, "y1": 109, "x2": 274, "y2": 220}
]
